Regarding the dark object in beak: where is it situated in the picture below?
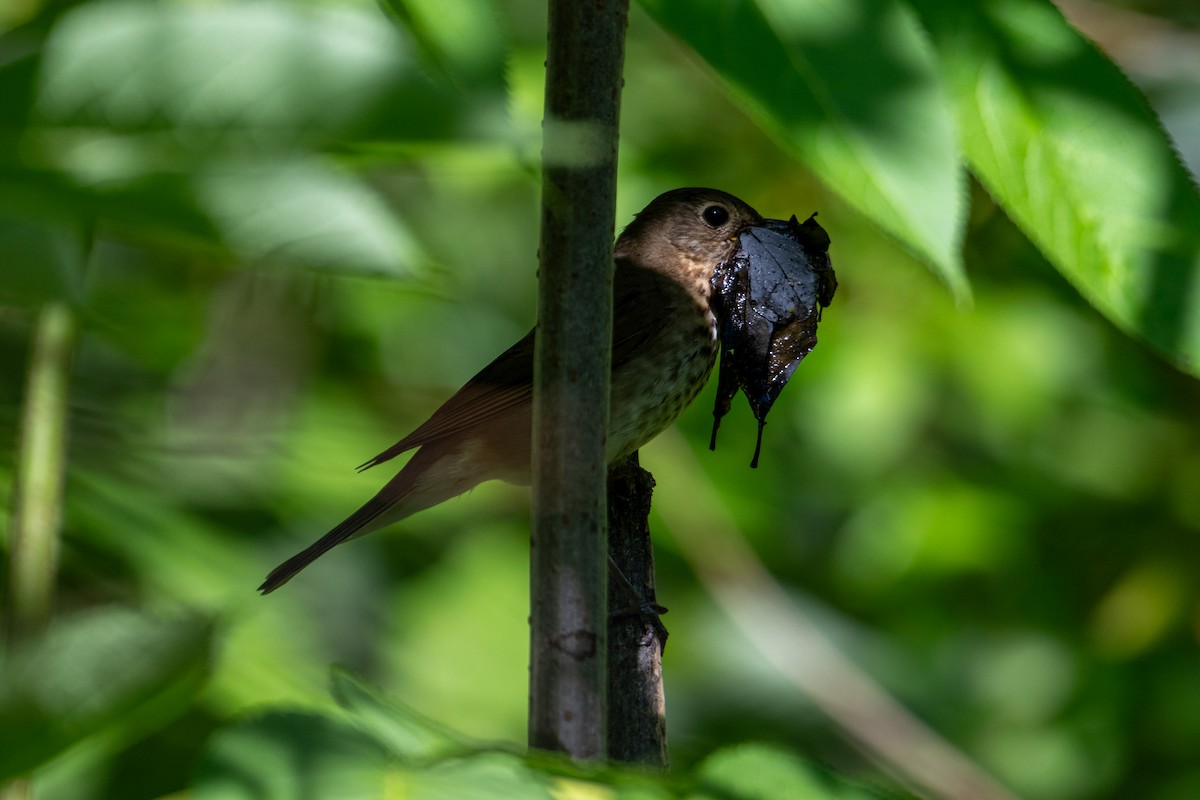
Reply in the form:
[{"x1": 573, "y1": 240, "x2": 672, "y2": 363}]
[{"x1": 709, "y1": 214, "x2": 837, "y2": 467}]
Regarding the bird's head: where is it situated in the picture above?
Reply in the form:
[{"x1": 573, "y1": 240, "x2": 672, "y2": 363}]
[{"x1": 615, "y1": 188, "x2": 763, "y2": 277}]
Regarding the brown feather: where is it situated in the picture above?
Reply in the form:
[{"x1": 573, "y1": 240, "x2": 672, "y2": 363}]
[
  {"x1": 260, "y1": 188, "x2": 766, "y2": 592},
  {"x1": 357, "y1": 333, "x2": 535, "y2": 471}
]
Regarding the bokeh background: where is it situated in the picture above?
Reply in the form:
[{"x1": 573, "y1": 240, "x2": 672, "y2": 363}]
[{"x1": 2, "y1": 0, "x2": 1199, "y2": 798}]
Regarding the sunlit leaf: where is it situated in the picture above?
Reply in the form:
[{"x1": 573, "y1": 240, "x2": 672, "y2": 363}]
[
  {"x1": 0, "y1": 607, "x2": 213, "y2": 780},
  {"x1": 2, "y1": 153, "x2": 422, "y2": 276},
  {"x1": 192, "y1": 156, "x2": 421, "y2": 276},
  {"x1": 638, "y1": 0, "x2": 967, "y2": 298},
  {"x1": 403, "y1": 751, "x2": 556, "y2": 800},
  {"x1": 35, "y1": 0, "x2": 444, "y2": 143},
  {"x1": 908, "y1": 0, "x2": 1200, "y2": 375},
  {"x1": 195, "y1": 700, "x2": 555, "y2": 800},
  {"x1": 379, "y1": 0, "x2": 508, "y2": 91},
  {"x1": 696, "y1": 743, "x2": 898, "y2": 799},
  {"x1": 7, "y1": 0, "x2": 458, "y2": 275},
  {"x1": 331, "y1": 669, "x2": 463, "y2": 760}
]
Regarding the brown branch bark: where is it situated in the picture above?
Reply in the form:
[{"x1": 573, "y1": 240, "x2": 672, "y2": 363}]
[{"x1": 606, "y1": 454, "x2": 668, "y2": 768}]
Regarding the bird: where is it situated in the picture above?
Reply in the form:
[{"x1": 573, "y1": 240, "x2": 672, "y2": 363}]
[{"x1": 259, "y1": 188, "x2": 764, "y2": 593}]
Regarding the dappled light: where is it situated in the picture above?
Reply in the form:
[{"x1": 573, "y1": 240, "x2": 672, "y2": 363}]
[{"x1": 2, "y1": 0, "x2": 1200, "y2": 798}]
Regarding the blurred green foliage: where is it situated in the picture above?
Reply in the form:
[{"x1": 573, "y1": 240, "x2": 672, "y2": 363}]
[{"x1": 2, "y1": 0, "x2": 1200, "y2": 799}]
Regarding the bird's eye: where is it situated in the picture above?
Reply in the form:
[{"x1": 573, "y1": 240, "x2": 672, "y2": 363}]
[{"x1": 702, "y1": 205, "x2": 730, "y2": 228}]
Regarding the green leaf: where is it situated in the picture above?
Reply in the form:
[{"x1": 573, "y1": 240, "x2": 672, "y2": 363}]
[
  {"x1": 0, "y1": 607, "x2": 213, "y2": 780},
  {"x1": 329, "y1": 671, "x2": 555, "y2": 799},
  {"x1": 191, "y1": 156, "x2": 422, "y2": 276},
  {"x1": 637, "y1": 0, "x2": 967, "y2": 298},
  {"x1": 193, "y1": 711, "x2": 393, "y2": 800},
  {"x1": 0, "y1": 212, "x2": 89, "y2": 306},
  {"x1": 696, "y1": 743, "x2": 902, "y2": 799},
  {"x1": 403, "y1": 751, "x2": 556, "y2": 800},
  {"x1": 379, "y1": 0, "x2": 509, "y2": 92},
  {"x1": 34, "y1": 0, "x2": 450, "y2": 144},
  {"x1": 195, "y1": 701, "x2": 556, "y2": 800},
  {"x1": 331, "y1": 668, "x2": 464, "y2": 761},
  {"x1": 908, "y1": 0, "x2": 1200, "y2": 375},
  {"x1": 4, "y1": 0, "x2": 464, "y2": 277}
]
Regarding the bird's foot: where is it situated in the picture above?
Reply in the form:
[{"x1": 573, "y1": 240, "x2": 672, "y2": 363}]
[{"x1": 608, "y1": 555, "x2": 669, "y2": 651}]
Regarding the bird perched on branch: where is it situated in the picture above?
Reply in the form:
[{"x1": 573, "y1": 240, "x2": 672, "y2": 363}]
[{"x1": 259, "y1": 188, "x2": 764, "y2": 593}]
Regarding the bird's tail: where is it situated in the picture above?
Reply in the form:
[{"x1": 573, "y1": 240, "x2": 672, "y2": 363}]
[
  {"x1": 258, "y1": 446, "x2": 457, "y2": 594},
  {"x1": 258, "y1": 498, "x2": 393, "y2": 594}
]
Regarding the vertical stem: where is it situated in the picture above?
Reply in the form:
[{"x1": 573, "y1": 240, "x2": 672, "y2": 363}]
[
  {"x1": 606, "y1": 454, "x2": 668, "y2": 767},
  {"x1": 6, "y1": 302, "x2": 76, "y2": 644},
  {"x1": 529, "y1": 0, "x2": 629, "y2": 760},
  {"x1": 3, "y1": 302, "x2": 76, "y2": 800}
]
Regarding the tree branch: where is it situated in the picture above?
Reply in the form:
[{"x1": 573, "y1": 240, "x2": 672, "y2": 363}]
[
  {"x1": 606, "y1": 454, "x2": 668, "y2": 768},
  {"x1": 528, "y1": 0, "x2": 629, "y2": 760}
]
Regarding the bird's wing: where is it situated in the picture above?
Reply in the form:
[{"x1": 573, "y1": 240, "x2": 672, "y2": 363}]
[
  {"x1": 357, "y1": 332, "x2": 536, "y2": 471},
  {"x1": 358, "y1": 258, "x2": 681, "y2": 472},
  {"x1": 610, "y1": 259, "x2": 691, "y2": 366}
]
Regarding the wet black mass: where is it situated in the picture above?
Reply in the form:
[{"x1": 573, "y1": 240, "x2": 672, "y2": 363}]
[{"x1": 709, "y1": 213, "x2": 837, "y2": 467}]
